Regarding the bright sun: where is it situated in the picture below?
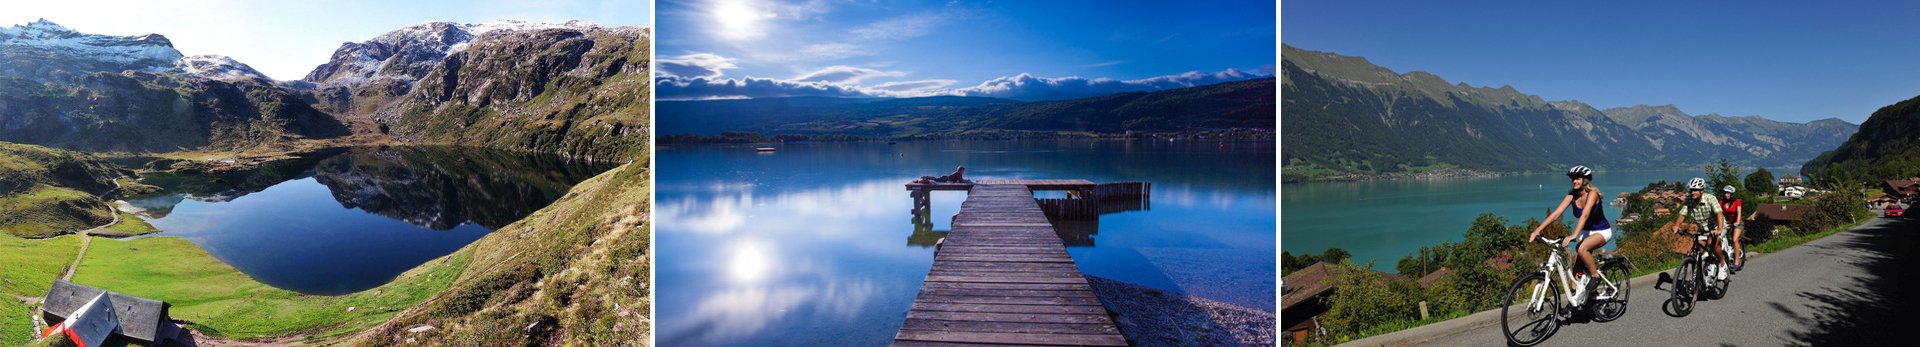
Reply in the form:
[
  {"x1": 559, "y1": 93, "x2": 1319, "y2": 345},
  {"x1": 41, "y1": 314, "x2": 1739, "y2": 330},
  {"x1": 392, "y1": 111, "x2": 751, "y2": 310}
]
[
  {"x1": 728, "y1": 240, "x2": 771, "y2": 283},
  {"x1": 711, "y1": 0, "x2": 770, "y2": 40}
]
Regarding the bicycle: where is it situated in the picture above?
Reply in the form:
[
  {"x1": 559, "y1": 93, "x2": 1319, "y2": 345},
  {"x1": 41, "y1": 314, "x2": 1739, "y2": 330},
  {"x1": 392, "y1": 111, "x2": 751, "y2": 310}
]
[
  {"x1": 1500, "y1": 236, "x2": 1632, "y2": 347},
  {"x1": 1664, "y1": 227, "x2": 1732, "y2": 317}
]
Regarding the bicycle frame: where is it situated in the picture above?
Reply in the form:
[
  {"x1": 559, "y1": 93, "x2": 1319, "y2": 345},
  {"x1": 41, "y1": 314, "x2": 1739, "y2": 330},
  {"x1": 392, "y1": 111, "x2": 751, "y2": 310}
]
[{"x1": 1527, "y1": 237, "x2": 1614, "y2": 311}]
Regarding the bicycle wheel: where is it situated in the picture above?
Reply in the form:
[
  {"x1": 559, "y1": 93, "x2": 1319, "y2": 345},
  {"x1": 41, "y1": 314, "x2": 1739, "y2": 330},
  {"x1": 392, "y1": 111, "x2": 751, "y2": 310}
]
[
  {"x1": 1501, "y1": 273, "x2": 1559, "y2": 346},
  {"x1": 1707, "y1": 264, "x2": 1730, "y2": 300},
  {"x1": 1593, "y1": 260, "x2": 1631, "y2": 322},
  {"x1": 1666, "y1": 259, "x2": 1696, "y2": 317}
]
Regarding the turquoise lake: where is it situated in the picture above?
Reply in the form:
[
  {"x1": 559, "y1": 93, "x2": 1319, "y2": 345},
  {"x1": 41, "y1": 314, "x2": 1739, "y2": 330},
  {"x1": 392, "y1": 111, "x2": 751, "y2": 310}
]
[
  {"x1": 656, "y1": 140, "x2": 1277, "y2": 346},
  {"x1": 1282, "y1": 167, "x2": 1796, "y2": 273}
]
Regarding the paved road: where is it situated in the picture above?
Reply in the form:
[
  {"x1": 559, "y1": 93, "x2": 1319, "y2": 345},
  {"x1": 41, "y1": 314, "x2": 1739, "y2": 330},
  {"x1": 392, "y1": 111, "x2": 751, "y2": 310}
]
[{"x1": 1411, "y1": 217, "x2": 1920, "y2": 347}]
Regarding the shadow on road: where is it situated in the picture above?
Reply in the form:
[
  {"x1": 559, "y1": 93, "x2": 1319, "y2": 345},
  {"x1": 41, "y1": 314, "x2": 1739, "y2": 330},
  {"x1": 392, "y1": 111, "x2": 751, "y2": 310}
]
[{"x1": 1776, "y1": 218, "x2": 1920, "y2": 346}]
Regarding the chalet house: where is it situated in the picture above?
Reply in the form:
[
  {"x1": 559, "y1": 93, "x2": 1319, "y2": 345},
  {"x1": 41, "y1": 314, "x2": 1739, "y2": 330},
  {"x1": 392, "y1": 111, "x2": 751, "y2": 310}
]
[
  {"x1": 1281, "y1": 262, "x2": 1405, "y2": 345},
  {"x1": 1416, "y1": 267, "x2": 1454, "y2": 288},
  {"x1": 1779, "y1": 174, "x2": 1803, "y2": 187},
  {"x1": 1282, "y1": 262, "x2": 1337, "y2": 345},
  {"x1": 40, "y1": 280, "x2": 181, "y2": 345},
  {"x1": 1884, "y1": 178, "x2": 1920, "y2": 200},
  {"x1": 1748, "y1": 203, "x2": 1813, "y2": 238},
  {"x1": 1871, "y1": 193, "x2": 1902, "y2": 208}
]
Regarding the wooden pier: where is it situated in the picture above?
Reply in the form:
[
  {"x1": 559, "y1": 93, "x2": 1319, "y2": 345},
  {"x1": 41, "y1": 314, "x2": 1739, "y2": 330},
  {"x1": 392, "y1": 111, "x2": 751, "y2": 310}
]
[{"x1": 893, "y1": 183, "x2": 1128, "y2": 346}]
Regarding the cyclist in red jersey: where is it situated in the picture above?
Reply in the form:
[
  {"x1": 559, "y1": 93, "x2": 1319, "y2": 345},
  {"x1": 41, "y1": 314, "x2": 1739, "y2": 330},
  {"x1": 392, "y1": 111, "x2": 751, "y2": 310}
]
[{"x1": 1721, "y1": 185, "x2": 1745, "y2": 271}]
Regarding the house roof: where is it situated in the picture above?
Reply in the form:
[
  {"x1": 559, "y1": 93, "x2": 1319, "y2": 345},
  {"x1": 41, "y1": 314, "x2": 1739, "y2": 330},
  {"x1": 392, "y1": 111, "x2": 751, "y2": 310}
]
[
  {"x1": 43, "y1": 280, "x2": 171, "y2": 342},
  {"x1": 1887, "y1": 180, "x2": 1920, "y2": 196},
  {"x1": 1753, "y1": 204, "x2": 1812, "y2": 222},
  {"x1": 1282, "y1": 262, "x2": 1337, "y2": 309},
  {"x1": 1417, "y1": 267, "x2": 1454, "y2": 287},
  {"x1": 1280, "y1": 262, "x2": 1407, "y2": 309}
]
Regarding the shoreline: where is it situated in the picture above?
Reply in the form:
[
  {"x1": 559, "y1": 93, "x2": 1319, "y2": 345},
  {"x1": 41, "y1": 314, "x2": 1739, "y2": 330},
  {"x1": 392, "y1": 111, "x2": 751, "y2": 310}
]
[{"x1": 1087, "y1": 276, "x2": 1275, "y2": 346}]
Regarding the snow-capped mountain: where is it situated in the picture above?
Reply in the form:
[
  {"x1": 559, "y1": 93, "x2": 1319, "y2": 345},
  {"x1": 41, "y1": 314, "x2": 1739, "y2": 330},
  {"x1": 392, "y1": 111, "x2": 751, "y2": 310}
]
[
  {"x1": 175, "y1": 54, "x2": 269, "y2": 81},
  {"x1": 0, "y1": 19, "x2": 183, "y2": 82},
  {"x1": 0, "y1": 20, "x2": 346, "y2": 152},
  {"x1": 302, "y1": 20, "x2": 603, "y2": 87},
  {"x1": 298, "y1": 20, "x2": 648, "y2": 161},
  {"x1": 0, "y1": 18, "x2": 648, "y2": 161}
]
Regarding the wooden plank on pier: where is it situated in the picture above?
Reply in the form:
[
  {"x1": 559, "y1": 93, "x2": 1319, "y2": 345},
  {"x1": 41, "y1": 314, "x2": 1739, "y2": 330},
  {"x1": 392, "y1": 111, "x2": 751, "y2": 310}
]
[{"x1": 894, "y1": 184, "x2": 1127, "y2": 347}]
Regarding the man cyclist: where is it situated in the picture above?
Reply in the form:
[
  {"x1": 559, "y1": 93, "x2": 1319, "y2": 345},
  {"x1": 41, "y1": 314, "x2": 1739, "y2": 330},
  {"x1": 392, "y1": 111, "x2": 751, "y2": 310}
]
[{"x1": 1672, "y1": 177, "x2": 1732, "y2": 281}]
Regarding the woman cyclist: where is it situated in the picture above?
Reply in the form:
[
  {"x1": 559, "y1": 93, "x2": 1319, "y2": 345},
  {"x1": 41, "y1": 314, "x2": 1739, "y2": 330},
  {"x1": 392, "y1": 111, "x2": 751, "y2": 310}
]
[
  {"x1": 1721, "y1": 185, "x2": 1745, "y2": 272},
  {"x1": 1672, "y1": 178, "x2": 1732, "y2": 281},
  {"x1": 1527, "y1": 165, "x2": 1613, "y2": 299}
]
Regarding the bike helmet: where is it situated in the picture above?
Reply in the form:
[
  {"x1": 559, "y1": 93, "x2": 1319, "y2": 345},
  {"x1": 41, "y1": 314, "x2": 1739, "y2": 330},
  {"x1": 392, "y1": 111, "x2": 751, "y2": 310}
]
[
  {"x1": 1566, "y1": 165, "x2": 1593, "y2": 179},
  {"x1": 1723, "y1": 185, "x2": 1736, "y2": 194},
  {"x1": 1688, "y1": 177, "x2": 1707, "y2": 190}
]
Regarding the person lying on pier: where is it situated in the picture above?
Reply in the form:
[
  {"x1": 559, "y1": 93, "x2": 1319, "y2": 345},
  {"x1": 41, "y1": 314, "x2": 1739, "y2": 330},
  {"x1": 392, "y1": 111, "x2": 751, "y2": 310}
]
[{"x1": 914, "y1": 166, "x2": 969, "y2": 184}]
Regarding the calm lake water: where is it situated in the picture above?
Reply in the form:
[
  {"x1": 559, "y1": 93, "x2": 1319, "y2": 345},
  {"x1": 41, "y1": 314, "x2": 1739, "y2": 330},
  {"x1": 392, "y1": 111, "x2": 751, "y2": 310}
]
[
  {"x1": 656, "y1": 140, "x2": 1277, "y2": 346},
  {"x1": 1282, "y1": 168, "x2": 1791, "y2": 273},
  {"x1": 125, "y1": 146, "x2": 615, "y2": 295}
]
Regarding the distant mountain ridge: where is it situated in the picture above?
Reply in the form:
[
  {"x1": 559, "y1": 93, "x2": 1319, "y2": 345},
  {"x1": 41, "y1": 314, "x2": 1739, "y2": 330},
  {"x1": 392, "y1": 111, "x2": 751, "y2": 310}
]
[
  {"x1": 0, "y1": 19, "x2": 348, "y2": 152},
  {"x1": 658, "y1": 77, "x2": 1275, "y2": 137},
  {"x1": 0, "y1": 19, "x2": 649, "y2": 161},
  {"x1": 1281, "y1": 44, "x2": 1855, "y2": 179}
]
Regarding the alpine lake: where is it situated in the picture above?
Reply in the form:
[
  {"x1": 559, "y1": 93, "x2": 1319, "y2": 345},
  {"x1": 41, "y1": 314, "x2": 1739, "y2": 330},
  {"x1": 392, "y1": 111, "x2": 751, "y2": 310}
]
[
  {"x1": 120, "y1": 146, "x2": 618, "y2": 295},
  {"x1": 654, "y1": 140, "x2": 1278, "y2": 346}
]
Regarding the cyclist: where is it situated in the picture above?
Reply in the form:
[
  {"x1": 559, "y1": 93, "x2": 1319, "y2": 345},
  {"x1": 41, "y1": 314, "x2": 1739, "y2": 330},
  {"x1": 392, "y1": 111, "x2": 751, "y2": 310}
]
[
  {"x1": 1527, "y1": 165, "x2": 1613, "y2": 299},
  {"x1": 1672, "y1": 178, "x2": 1732, "y2": 281},
  {"x1": 1721, "y1": 185, "x2": 1745, "y2": 272}
]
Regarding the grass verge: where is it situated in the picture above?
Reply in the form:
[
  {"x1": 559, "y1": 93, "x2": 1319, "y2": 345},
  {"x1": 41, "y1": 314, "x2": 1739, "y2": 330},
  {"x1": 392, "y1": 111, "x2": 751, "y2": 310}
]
[
  {"x1": 95, "y1": 211, "x2": 160, "y2": 237},
  {"x1": 71, "y1": 236, "x2": 469, "y2": 341},
  {"x1": 1749, "y1": 210, "x2": 1876, "y2": 254},
  {"x1": 0, "y1": 234, "x2": 81, "y2": 345},
  {"x1": 0, "y1": 185, "x2": 111, "y2": 238}
]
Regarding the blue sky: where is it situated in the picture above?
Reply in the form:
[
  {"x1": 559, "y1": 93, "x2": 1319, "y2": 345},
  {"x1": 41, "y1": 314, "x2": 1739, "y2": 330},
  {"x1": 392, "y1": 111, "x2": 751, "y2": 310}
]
[
  {"x1": 656, "y1": 0, "x2": 1277, "y2": 100},
  {"x1": 1283, "y1": 0, "x2": 1920, "y2": 123},
  {"x1": 1, "y1": 0, "x2": 652, "y2": 80}
]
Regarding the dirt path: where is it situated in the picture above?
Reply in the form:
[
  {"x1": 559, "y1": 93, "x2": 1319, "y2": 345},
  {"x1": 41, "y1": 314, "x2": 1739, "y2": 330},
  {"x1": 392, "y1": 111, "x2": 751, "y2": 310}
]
[
  {"x1": 59, "y1": 179, "x2": 121, "y2": 282},
  {"x1": 60, "y1": 235, "x2": 90, "y2": 281}
]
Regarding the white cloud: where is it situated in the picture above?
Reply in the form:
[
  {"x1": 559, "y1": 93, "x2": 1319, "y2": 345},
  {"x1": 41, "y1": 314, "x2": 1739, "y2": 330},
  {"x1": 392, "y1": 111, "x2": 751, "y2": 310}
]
[
  {"x1": 871, "y1": 79, "x2": 956, "y2": 92},
  {"x1": 796, "y1": 42, "x2": 867, "y2": 60},
  {"x1": 657, "y1": 48, "x2": 1267, "y2": 102},
  {"x1": 791, "y1": 65, "x2": 906, "y2": 84},
  {"x1": 741, "y1": 42, "x2": 869, "y2": 63},
  {"x1": 850, "y1": 12, "x2": 946, "y2": 40},
  {"x1": 953, "y1": 68, "x2": 1267, "y2": 100},
  {"x1": 659, "y1": 53, "x2": 739, "y2": 78},
  {"x1": 658, "y1": 75, "x2": 879, "y2": 100}
]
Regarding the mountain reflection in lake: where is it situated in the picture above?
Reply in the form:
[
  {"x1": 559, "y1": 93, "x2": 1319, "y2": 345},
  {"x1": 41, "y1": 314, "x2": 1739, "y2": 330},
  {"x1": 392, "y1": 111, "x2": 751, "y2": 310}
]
[
  {"x1": 126, "y1": 146, "x2": 617, "y2": 295},
  {"x1": 657, "y1": 141, "x2": 1275, "y2": 346}
]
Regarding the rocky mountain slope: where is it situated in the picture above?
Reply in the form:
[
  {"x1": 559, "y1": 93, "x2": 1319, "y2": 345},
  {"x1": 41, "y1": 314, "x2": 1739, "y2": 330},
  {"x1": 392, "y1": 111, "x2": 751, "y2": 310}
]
[
  {"x1": 351, "y1": 160, "x2": 649, "y2": 346},
  {"x1": 1800, "y1": 95, "x2": 1920, "y2": 180},
  {"x1": 1, "y1": 20, "x2": 649, "y2": 162},
  {"x1": 0, "y1": 20, "x2": 348, "y2": 152},
  {"x1": 300, "y1": 21, "x2": 651, "y2": 161},
  {"x1": 1281, "y1": 44, "x2": 1855, "y2": 178}
]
